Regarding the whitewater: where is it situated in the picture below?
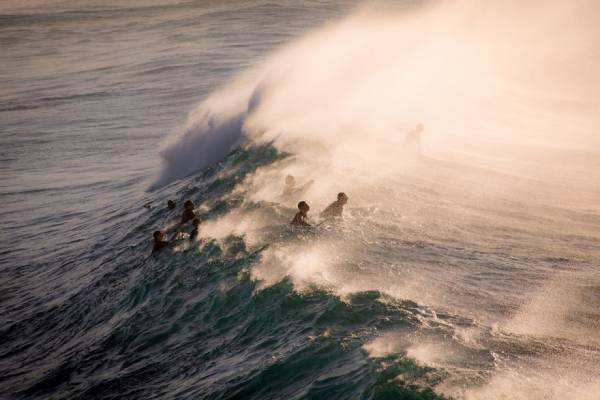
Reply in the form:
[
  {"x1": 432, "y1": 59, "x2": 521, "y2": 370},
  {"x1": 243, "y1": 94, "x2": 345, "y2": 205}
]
[{"x1": 1, "y1": 1, "x2": 599, "y2": 399}]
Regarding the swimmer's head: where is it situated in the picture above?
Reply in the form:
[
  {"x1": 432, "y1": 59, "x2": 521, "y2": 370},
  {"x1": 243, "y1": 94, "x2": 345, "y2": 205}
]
[
  {"x1": 167, "y1": 200, "x2": 176, "y2": 210},
  {"x1": 337, "y1": 192, "x2": 348, "y2": 204},
  {"x1": 153, "y1": 230, "x2": 165, "y2": 241},
  {"x1": 298, "y1": 201, "x2": 309, "y2": 212},
  {"x1": 285, "y1": 175, "x2": 295, "y2": 186},
  {"x1": 192, "y1": 218, "x2": 201, "y2": 228},
  {"x1": 184, "y1": 200, "x2": 194, "y2": 210}
]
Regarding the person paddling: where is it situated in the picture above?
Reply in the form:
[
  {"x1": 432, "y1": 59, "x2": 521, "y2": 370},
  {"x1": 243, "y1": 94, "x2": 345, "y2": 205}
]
[
  {"x1": 403, "y1": 123, "x2": 423, "y2": 155},
  {"x1": 189, "y1": 218, "x2": 201, "y2": 242},
  {"x1": 290, "y1": 201, "x2": 311, "y2": 227},
  {"x1": 282, "y1": 175, "x2": 314, "y2": 201},
  {"x1": 181, "y1": 200, "x2": 196, "y2": 225},
  {"x1": 152, "y1": 231, "x2": 174, "y2": 252},
  {"x1": 320, "y1": 192, "x2": 348, "y2": 219}
]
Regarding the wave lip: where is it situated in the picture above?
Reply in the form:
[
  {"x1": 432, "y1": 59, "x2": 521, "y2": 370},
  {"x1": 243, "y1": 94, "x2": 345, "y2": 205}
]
[
  {"x1": 149, "y1": 104, "x2": 245, "y2": 191},
  {"x1": 149, "y1": 77, "x2": 269, "y2": 191}
]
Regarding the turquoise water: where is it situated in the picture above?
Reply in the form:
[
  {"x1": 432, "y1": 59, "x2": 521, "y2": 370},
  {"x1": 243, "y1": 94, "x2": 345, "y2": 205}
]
[{"x1": 1, "y1": 1, "x2": 599, "y2": 399}]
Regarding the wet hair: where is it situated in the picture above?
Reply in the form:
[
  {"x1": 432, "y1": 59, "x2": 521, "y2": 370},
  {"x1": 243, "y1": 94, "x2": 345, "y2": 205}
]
[
  {"x1": 337, "y1": 192, "x2": 348, "y2": 201},
  {"x1": 184, "y1": 200, "x2": 194, "y2": 208},
  {"x1": 153, "y1": 231, "x2": 163, "y2": 240},
  {"x1": 167, "y1": 200, "x2": 176, "y2": 209},
  {"x1": 298, "y1": 201, "x2": 309, "y2": 211},
  {"x1": 192, "y1": 218, "x2": 200, "y2": 227}
]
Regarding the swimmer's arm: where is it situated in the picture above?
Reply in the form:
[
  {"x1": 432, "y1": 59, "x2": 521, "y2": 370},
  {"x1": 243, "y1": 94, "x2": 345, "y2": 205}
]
[
  {"x1": 299, "y1": 179, "x2": 314, "y2": 190},
  {"x1": 169, "y1": 232, "x2": 182, "y2": 242}
]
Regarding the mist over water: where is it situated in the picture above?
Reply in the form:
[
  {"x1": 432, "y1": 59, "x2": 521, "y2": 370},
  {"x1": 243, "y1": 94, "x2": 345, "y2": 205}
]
[
  {"x1": 1, "y1": 1, "x2": 599, "y2": 399},
  {"x1": 152, "y1": 1, "x2": 600, "y2": 398},
  {"x1": 154, "y1": 0, "x2": 600, "y2": 192}
]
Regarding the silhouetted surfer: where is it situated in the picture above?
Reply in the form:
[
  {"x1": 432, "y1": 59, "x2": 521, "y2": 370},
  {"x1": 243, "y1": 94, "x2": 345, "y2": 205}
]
[
  {"x1": 181, "y1": 200, "x2": 196, "y2": 225},
  {"x1": 290, "y1": 201, "x2": 311, "y2": 227},
  {"x1": 282, "y1": 175, "x2": 314, "y2": 201},
  {"x1": 283, "y1": 175, "x2": 296, "y2": 197},
  {"x1": 320, "y1": 192, "x2": 348, "y2": 218},
  {"x1": 144, "y1": 199, "x2": 175, "y2": 211},
  {"x1": 152, "y1": 231, "x2": 172, "y2": 252},
  {"x1": 189, "y1": 218, "x2": 201, "y2": 242},
  {"x1": 403, "y1": 123, "x2": 423, "y2": 154}
]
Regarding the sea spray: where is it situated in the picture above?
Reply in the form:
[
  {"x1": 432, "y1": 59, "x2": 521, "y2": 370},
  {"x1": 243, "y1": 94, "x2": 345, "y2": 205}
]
[{"x1": 153, "y1": 0, "x2": 600, "y2": 193}]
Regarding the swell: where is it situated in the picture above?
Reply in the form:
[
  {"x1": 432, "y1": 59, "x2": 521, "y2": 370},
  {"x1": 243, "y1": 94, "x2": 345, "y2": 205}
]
[
  {"x1": 3, "y1": 143, "x2": 599, "y2": 399},
  {"x1": 0, "y1": 145, "x2": 451, "y2": 400}
]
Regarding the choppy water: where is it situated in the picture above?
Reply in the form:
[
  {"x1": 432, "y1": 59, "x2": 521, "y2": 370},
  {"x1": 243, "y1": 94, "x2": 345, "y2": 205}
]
[{"x1": 1, "y1": 1, "x2": 599, "y2": 400}]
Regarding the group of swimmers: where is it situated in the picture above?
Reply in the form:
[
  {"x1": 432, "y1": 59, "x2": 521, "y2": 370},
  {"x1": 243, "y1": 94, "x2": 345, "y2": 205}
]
[
  {"x1": 282, "y1": 174, "x2": 348, "y2": 226},
  {"x1": 290, "y1": 192, "x2": 348, "y2": 227},
  {"x1": 152, "y1": 199, "x2": 200, "y2": 252},
  {"x1": 151, "y1": 180, "x2": 349, "y2": 252},
  {"x1": 151, "y1": 123, "x2": 423, "y2": 252}
]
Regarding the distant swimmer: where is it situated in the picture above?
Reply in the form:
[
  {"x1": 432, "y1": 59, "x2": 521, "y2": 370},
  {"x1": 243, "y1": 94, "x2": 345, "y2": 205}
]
[
  {"x1": 320, "y1": 192, "x2": 348, "y2": 218},
  {"x1": 181, "y1": 200, "x2": 196, "y2": 225},
  {"x1": 290, "y1": 201, "x2": 311, "y2": 227},
  {"x1": 283, "y1": 175, "x2": 297, "y2": 197},
  {"x1": 152, "y1": 230, "x2": 172, "y2": 252},
  {"x1": 144, "y1": 199, "x2": 174, "y2": 211},
  {"x1": 282, "y1": 175, "x2": 314, "y2": 200},
  {"x1": 189, "y1": 218, "x2": 201, "y2": 242},
  {"x1": 403, "y1": 123, "x2": 423, "y2": 154}
]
